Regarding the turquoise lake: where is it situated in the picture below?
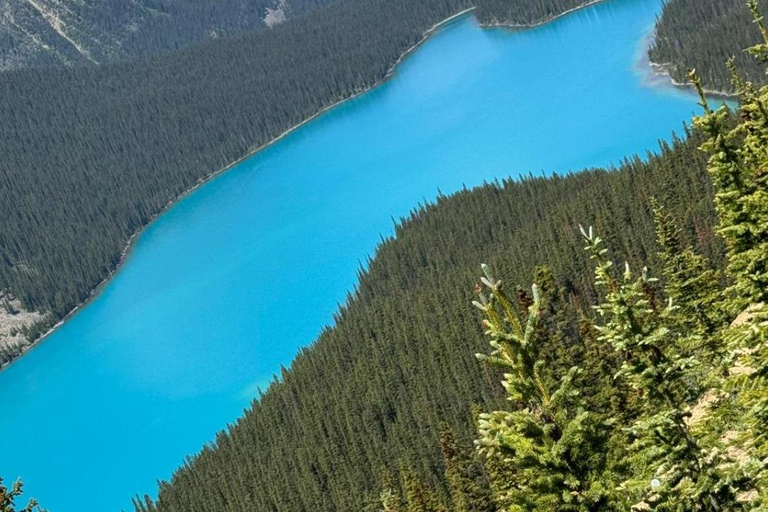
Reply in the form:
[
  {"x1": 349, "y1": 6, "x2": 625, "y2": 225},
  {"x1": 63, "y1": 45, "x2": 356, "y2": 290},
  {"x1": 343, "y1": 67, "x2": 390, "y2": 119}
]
[{"x1": 0, "y1": 0, "x2": 733, "y2": 510}]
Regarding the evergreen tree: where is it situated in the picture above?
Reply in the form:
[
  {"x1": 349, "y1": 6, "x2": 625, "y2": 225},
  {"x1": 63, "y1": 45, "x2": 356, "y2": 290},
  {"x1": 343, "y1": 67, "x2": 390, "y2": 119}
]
[
  {"x1": 687, "y1": 5, "x2": 768, "y2": 502},
  {"x1": 649, "y1": 0, "x2": 768, "y2": 93},
  {"x1": 439, "y1": 427, "x2": 496, "y2": 512},
  {"x1": 652, "y1": 200, "x2": 725, "y2": 339},
  {"x1": 473, "y1": 264, "x2": 614, "y2": 511},
  {"x1": 689, "y1": 24, "x2": 768, "y2": 307},
  {"x1": 400, "y1": 466, "x2": 448, "y2": 512},
  {"x1": 583, "y1": 225, "x2": 754, "y2": 510},
  {"x1": 380, "y1": 467, "x2": 407, "y2": 512},
  {"x1": 0, "y1": 478, "x2": 40, "y2": 512}
]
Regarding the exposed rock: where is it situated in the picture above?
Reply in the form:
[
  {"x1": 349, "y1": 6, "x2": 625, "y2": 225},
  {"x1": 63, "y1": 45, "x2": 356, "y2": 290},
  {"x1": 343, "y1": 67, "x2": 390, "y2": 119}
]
[
  {"x1": 0, "y1": 0, "x2": 288, "y2": 71},
  {"x1": 264, "y1": 1, "x2": 286, "y2": 27},
  {"x1": 0, "y1": 293, "x2": 47, "y2": 360}
]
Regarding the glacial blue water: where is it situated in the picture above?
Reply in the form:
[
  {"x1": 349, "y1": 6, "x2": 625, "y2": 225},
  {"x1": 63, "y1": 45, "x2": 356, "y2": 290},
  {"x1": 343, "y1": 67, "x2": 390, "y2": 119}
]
[{"x1": 0, "y1": 0, "x2": 733, "y2": 510}]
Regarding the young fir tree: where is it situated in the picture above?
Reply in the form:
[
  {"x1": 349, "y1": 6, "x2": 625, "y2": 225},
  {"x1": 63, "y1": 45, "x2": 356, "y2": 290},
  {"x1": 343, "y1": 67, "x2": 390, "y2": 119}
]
[
  {"x1": 439, "y1": 427, "x2": 496, "y2": 512},
  {"x1": 473, "y1": 264, "x2": 614, "y2": 511},
  {"x1": 399, "y1": 465, "x2": 448, "y2": 512},
  {"x1": 686, "y1": 2, "x2": 768, "y2": 502},
  {"x1": 688, "y1": 4, "x2": 768, "y2": 309},
  {"x1": 651, "y1": 200, "x2": 725, "y2": 340},
  {"x1": 582, "y1": 225, "x2": 755, "y2": 511},
  {"x1": 0, "y1": 478, "x2": 40, "y2": 512}
]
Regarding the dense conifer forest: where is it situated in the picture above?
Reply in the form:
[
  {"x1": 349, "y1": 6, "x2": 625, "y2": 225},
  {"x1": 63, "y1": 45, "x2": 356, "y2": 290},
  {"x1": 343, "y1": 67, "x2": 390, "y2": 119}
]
[
  {"x1": 474, "y1": 0, "x2": 596, "y2": 26},
  {"x1": 129, "y1": 126, "x2": 723, "y2": 511},
  {"x1": 0, "y1": 0, "x2": 345, "y2": 71},
  {"x1": 0, "y1": 0, "x2": 472, "y2": 337},
  {"x1": 650, "y1": 0, "x2": 768, "y2": 93},
  {"x1": 4, "y1": 0, "x2": 768, "y2": 509},
  {"x1": 0, "y1": 0, "x2": 621, "y2": 362},
  {"x1": 134, "y1": 14, "x2": 768, "y2": 503}
]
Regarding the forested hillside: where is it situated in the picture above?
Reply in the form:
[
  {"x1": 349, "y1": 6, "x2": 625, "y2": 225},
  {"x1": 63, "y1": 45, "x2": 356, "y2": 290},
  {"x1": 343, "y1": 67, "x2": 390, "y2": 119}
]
[
  {"x1": 0, "y1": 0, "x2": 472, "y2": 340},
  {"x1": 474, "y1": 0, "x2": 597, "y2": 26},
  {"x1": 0, "y1": 0, "x2": 339, "y2": 71},
  {"x1": 0, "y1": 0, "x2": 614, "y2": 365},
  {"x1": 649, "y1": 0, "x2": 767, "y2": 93},
  {"x1": 132, "y1": 128, "x2": 722, "y2": 512}
]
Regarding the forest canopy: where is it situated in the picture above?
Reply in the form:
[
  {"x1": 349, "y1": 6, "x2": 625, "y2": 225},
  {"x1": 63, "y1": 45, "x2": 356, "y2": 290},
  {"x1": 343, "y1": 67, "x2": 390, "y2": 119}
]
[
  {"x1": 0, "y1": 0, "x2": 600, "y2": 367},
  {"x1": 132, "y1": 127, "x2": 721, "y2": 511},
  {"x1": 135, "y1": 7, "x2": 768, "y2": 504},
  {"x1": 650, "y1": 0, "x2": 768, "y2": 93}
]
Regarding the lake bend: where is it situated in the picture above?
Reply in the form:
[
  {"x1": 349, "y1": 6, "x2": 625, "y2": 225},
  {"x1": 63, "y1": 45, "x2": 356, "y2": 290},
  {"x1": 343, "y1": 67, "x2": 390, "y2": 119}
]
[{"x1": 0, "y1": 0, "x2": 734, "y2": 510}]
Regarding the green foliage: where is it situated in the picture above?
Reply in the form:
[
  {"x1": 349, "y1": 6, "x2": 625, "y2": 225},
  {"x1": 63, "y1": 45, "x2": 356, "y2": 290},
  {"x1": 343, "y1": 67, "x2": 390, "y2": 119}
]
[
  {"x1": 585, "y1": 226, "x2": 756, "y2": 510},
  {"x1": 690, "y1": 63, "x2": 768, "y2": 306},
  {"x1": 401, "y1": 465, "x2": 449, "y2": 512},
  {"x1": 0, "y1": 0, "x2": 610, "y2": 368},
  {"x1": 380, "y1": 468, "x2": 408, "y2": 512},
  {"x1": 649, "y1": 0, "x2": 768, "y2": 93},
  {"x1": 652, "y1": 201, "x2": 725, "y2": 340},
  {"x1": 687, "y1": 9, "x2": 768, "y2": 502},
  {"x1": 474, "y1": 265, "x2": 614, "y2": 511},
  {"x1": 0, "y1": 478, "x2": 40, "y2": 512},
  {"x1": 469, "y1": 9, "x2": 768, "y2": 509},
  {"x1": 473, "y1": 0, "x2": 596, "y2": 26},
  {"x1": 439, "y1": 428, "x2": 496, "y2": 512},
  {"x1": 0, "y1": 0, "x2": 475, "y2": 326},
  {"x1": 136, "y1": 128, "x2": 718, "y2": 511}
]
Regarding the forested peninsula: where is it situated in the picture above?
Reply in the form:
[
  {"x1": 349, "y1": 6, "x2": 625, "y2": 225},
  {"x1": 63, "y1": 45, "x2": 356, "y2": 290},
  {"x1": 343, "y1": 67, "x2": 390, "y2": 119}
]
[
  {"x1": 3, "y1": 0, "x2": 768, "y2": 510},
  {"x1": 133, "y1": 15, "x2": 768, "y2": 504},
  {"x1": 650, "y1": 0, "x2": 768, "y2": 93},
  {"x1": 0, "y1": 0, "x2": 615, "y2": 369},
  {"x1": 131, "y1": 126, "x2": 720, "y2": 511}
]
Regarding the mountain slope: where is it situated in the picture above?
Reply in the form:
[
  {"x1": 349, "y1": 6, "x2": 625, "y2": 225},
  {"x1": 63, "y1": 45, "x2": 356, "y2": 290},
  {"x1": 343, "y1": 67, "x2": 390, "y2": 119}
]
[
  {"x1": 0, "y1": 0, "x2": 613, "y2": 368},
  {"x1": 649, "y1": 0, "x2": 767, "y2": 93},
  {"x1": 135, "y1": 130, "x2": 721, "y2": 512},
  {"x1": 0, "y1": 0, "x2": 330, "y2": 70}
]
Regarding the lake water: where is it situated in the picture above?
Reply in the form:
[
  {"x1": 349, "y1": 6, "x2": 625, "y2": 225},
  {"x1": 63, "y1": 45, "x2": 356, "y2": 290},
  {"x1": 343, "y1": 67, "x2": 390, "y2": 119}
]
[{"x1": 0, "y1": 0, "x2": 732, "y2": 510}]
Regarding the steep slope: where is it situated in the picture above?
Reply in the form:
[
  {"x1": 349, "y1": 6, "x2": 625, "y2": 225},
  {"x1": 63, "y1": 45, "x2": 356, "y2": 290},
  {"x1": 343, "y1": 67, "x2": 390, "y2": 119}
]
[
  {"x1": 649, "y1": 0, "x2": 767, "y2": 93},
  {"x1": 0, "y1": 0, "x2": 333, "y2": 71},
  {"x1": 134, "y1": 131, "x2": 721, "y2": 512},
  {"x1": 474, "y1": 0, "x2": 599, "y2": 26},
  {"x1": 0, "y1": 0, "x2": 612, "y2": 367}
]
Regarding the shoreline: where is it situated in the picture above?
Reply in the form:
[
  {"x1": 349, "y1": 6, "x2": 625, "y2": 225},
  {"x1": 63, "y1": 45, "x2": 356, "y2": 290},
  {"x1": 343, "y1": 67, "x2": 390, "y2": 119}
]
[
  {"x1": 0, "y1": 6, "x2": 480, "y2": 373},
  {"x1": 1, "y1": 0, "x2": 733, "y2": 373},
  {"x1": 633, "y1": 23, "x2": 737, "y2": 102},
  {"x1": 647, "y1": 60, "x2": 737, "y2": 100},
  {"x1": 477, "y1": 0, "x2": 604, "y2": 29}
]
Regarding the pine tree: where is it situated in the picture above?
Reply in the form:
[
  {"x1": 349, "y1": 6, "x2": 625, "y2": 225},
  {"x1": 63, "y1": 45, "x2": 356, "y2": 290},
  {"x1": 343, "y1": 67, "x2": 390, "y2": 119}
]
[
  {"x1": 582, "y1": 226, "x2": 754, "y2": 510},
  {"x1": 473, "y1": 264, "x2": 614, "y2": 511},
  {"x1": 688, "y1": 3, "x2": 768, "y2": 307},
  {"x1": 400, "y1": 466, "x2": 448, "y2": 512},
  {"x1": 652, "y1": 199, "x2": 725, "y2": 340},
  {"x1": 685, "y1": 3, "x2": 768, "y2": 503},
  {"x1": 379, "y1": 467, "x2": 407, "y2": 512},
  {"x1": 0, "y1": 478, "x2": 40, "y2": 512},
  {"x1": 439, "y1": 427, "x2": 496, "y2": 512}
]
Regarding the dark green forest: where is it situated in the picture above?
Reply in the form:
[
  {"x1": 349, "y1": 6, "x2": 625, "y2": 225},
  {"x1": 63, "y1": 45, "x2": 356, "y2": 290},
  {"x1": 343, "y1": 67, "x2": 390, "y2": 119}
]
[
  {"x1": 131, "y1": 127, "x2": 723, "y2": 511},
  {"x1": 0, "y1": 0, "x2": 343, "y2": 71},
  {"x1": 650, "y1": 0, "x2": 768, "y2": 93},
  {"x1": 0, "y1": 0, "x2": 471, "y2": 335},
  {"x1": 1, "y1": 0, "x2": 766, "y2": 510},
  {"x1": 0, "y1": 0, "x2": 618, "y2": 358},
  {"x1": 474, "y1": 0, "x2": 595, "y2": 26}
]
